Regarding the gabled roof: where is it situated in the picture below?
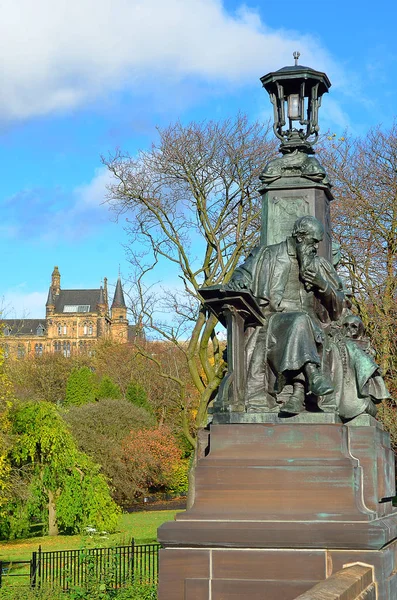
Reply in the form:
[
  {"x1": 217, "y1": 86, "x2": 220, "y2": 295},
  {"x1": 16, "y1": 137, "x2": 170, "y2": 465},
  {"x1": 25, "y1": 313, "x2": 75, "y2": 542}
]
[
  {"x1": 46, "y1": 287, "x2": 54, "y2": 306},
  {"x1": 53, "y1": 289, "x2": 102, "y2": 313},
  {"x1": 1, "y1": 319, "x2": 46, "y2": 336}
]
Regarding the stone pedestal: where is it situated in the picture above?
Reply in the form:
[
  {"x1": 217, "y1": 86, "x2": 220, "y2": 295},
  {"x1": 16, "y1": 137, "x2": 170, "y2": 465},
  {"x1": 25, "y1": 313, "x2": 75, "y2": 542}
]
[{"x1": 158, "y1": 417, "x2": 397, "y2": 599}]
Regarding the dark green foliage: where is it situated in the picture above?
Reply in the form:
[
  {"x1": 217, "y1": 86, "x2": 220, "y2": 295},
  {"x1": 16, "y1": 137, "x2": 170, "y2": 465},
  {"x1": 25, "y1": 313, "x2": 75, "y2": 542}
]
[
  {"x1": 97, "y1": 376, "x2": 121, "y2": 400},
  {"x1": 0, "y1": 582, "x2": 157, "y2": 599},
  {"x1": 126, "y1": 381, "x2": 152, "y2": 413},
  {"x1": 65, "y1": 366, "x2": 97, "y2": 406},
  {"x1": 0, "y1": 476, "x2": 47, "y2": 540}
]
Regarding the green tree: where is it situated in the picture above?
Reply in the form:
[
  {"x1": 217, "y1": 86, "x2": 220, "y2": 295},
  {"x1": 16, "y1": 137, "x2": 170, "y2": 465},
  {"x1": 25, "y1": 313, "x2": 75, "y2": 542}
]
[
  {"x1": 0, "y1": 345, "x2": 12, "y2": 515},
  {"x1": 10, "y1": 401, "x2": 120, "y2": 535},
  {"x1": 126, "y1": 381, "x2": 151, "y2": 412},
  {"x1": 104, "y1": 115, "x2": 277, "y2": 444},
  {"x1": 65, "y1": 366, "x2": 97, "y2": 406},
  {"x1": 97, "y1": 376, "x2": 121, "y2": 400}
]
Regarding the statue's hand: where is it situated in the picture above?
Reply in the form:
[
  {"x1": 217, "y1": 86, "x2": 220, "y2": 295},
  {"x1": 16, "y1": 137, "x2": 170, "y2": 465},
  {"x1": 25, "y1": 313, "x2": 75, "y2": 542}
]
[
  {"x1": 226, "y1": 278, "x2": 248, "y2": 292},
  {"x1": 301, "y1": 259, "x2": 328, "y2": 292}
]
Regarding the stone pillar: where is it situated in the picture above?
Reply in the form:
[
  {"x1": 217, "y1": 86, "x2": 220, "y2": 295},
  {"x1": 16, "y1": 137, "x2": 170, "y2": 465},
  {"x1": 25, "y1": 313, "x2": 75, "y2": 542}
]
[
  {"x1": 261, "y1": 185, "x2": 332, "y2": 262},
  {"x1": 259, "y1": 150, "x2": 334, "y2": 262}
]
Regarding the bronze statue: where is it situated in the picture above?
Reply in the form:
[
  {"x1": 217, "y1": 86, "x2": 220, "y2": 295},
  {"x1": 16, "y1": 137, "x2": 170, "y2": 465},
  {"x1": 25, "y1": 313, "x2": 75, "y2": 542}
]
[
  {"x1": 335, "y1": 315, "x2": 390, "y2": 419},
  {"x1": 228, "y1": 215, "x2": 345, "y2": 414}
]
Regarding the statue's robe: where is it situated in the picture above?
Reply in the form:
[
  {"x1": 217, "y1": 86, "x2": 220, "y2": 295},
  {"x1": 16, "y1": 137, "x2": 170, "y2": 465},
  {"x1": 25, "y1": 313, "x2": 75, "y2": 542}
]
[
  {"x1": 337, "y1": 339, "x2": 389, "y2": 419},
  {"x1": 231, "y1": 238, "x2": 345, "y2": 409}
]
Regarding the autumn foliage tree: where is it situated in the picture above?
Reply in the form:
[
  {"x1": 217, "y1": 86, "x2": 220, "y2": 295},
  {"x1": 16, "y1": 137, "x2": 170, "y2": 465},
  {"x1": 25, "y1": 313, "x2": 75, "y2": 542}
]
[
  {"x1": 104, "y1": 115, "x2": 277, "y2": 442},
  {"x1": 121, "y1": 426, "x2": 182, "y2": 497}
]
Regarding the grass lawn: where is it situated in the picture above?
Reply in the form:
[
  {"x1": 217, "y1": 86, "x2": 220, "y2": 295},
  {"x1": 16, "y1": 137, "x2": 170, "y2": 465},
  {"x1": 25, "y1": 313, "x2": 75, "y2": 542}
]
[{"x1": 0, "y1": 509, "x2": 182, "y2": 562}]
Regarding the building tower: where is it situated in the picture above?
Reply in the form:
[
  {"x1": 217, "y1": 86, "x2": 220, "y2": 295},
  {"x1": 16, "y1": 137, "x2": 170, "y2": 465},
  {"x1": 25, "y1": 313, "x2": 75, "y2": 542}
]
[
  {"x1": 96, "y1": 285, "x2": 108, "y2": 337},
  {"x1": 51, "y1": 266, "x2": 61, "y2": 296},
  {"x1": 111, "y1": 278, "x2": 128, "y2": 342}
]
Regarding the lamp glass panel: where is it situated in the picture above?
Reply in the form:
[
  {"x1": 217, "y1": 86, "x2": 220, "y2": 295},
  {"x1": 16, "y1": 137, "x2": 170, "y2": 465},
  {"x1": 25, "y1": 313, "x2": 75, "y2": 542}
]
[{"x1": 287, "y1": 94, "x2": 300, "y2": 119}]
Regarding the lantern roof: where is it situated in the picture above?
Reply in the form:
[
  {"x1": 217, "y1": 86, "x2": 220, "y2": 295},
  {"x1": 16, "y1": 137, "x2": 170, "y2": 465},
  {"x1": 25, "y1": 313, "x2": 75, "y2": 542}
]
[{"x1": 261, "y1": 64, "x2": 331, "y2": 97}]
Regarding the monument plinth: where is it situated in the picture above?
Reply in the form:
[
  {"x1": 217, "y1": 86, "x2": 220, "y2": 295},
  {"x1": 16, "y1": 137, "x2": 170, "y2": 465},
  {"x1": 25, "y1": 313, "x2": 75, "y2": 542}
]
[{"x1": 158, "y1": 418, "x2": 397, "y2": 599}]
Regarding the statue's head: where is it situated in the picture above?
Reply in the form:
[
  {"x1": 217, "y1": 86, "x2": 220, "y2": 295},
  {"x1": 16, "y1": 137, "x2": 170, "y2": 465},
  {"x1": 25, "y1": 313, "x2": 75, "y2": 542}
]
[
  {"x1": 292, "y1": 216, "x2": 324, "y2": 262},
  {"x1": 343, "y1": 315, "x2": 365, "y2": 340}
]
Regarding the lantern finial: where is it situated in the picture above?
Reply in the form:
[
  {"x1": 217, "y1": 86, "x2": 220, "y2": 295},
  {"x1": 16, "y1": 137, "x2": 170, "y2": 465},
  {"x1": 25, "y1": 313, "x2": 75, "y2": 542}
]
[{"x1": 293, "y1": 51, "x2": 300, "y2": 66}]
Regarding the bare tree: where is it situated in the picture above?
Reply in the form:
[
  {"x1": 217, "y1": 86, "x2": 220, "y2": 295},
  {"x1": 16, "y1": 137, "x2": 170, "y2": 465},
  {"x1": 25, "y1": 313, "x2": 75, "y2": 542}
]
[
  {"x1": 318, "y1": 125, "x2": 397, "y2": 391},
  {"x1": 104, "y1": 115, "x2": 277, "y2": 443}
]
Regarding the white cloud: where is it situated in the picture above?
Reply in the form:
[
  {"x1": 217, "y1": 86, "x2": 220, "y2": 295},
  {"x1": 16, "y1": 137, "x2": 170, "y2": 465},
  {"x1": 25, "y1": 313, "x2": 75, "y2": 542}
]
[
  {"x1": 2, "y1": 167, "x2": 112, "y2": 242},
  {"x1": 321, "y1": 97, "x2": 353, "y2": 133},
  {"x1": 0, "y1": 289, "x2": 47, "y2": 319},
  {"x1": 0, "y1": 0, "x2": 341, "y2": 120}
]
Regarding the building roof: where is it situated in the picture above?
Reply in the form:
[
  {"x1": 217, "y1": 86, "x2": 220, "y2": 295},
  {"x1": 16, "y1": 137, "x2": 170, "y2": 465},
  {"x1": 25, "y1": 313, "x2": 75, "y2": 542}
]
[
  {"x1": 112, "y1": 278, "x2": 126, "y2": 309},
  {"x1": 1, "y1": 319, "x2": 46, "y2": 337},
  {"x1": 46, "y1": 287, "x2": 54, "y2": 306},
  {"x1": 53, "y1": 289, "x2": 103, "y2": 313}
]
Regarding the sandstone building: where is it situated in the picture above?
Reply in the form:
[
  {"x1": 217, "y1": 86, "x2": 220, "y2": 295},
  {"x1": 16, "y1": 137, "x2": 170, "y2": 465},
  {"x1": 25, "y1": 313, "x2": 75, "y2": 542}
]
[{"x1": 1, "y1": 267, "x2": 133, "y2": 358}]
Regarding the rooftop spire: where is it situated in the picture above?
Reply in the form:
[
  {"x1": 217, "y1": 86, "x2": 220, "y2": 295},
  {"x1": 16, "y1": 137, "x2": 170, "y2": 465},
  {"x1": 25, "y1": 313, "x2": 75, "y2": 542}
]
[
  {"x1": 111, "y1": 277, "x2": 126, "y2": 309},
  {"x1": 293, "y1": 50, "x2": 300, "y2": 66},
  {"x1": 51, "y1": 266, "x2": 61, "y2": 295}
]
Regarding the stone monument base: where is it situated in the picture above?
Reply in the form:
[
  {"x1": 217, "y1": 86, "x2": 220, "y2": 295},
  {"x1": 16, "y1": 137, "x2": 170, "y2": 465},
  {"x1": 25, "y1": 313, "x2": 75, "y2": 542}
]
[{"x1": 158, "y1": 417, "x2": 397, "y2": 599}]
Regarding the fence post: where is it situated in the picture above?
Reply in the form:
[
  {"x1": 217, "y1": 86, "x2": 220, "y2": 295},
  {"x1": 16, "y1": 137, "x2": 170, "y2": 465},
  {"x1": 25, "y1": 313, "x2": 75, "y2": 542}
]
[
  {"x1": 131, "y1": 538, "x2": 135, "y2": 584},
  {"x1": 37, "y1": 545, "x2": 42, "y2": 589},
  {"x1": 31, "y1": 552, "x2": 37, "y2": 588}
]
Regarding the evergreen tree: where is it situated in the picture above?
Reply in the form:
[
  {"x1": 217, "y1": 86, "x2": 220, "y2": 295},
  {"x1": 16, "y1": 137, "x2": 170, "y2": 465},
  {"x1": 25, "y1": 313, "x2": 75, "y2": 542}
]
[
  {"x1": 126, "y1": 381, "x2": 152, "y2": 413},
  {"x1": 65, "y1": 366, "x2": 96, "y2": 406},
  {"x1": 97, "y1": 376, "x2": 121, "y2": 400}
]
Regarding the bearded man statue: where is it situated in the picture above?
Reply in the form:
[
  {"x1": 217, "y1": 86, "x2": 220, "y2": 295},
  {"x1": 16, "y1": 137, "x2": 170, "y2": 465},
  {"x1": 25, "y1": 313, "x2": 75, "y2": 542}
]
[{"x1": 228, "y1": 215, "x2": 346, "y2": 414}]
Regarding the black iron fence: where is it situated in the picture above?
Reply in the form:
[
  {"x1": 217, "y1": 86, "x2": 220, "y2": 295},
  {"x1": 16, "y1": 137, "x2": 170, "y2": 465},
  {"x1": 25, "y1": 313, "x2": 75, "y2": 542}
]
[{"x1": 0, "y1": 539, "x2": 160, "y2": 590}]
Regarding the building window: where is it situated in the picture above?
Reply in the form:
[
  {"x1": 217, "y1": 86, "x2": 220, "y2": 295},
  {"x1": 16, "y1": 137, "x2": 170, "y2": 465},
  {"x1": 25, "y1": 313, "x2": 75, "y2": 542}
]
[
  {"x1": 17, "y1": 345, "x2": 25, "y2": 359},
  {"x1": 3, "y1": 327, "x2": 10, "y2": 336},
  {"x1": 35, "y1": 343, "x2": 43, "y2": 356},
  {"x1": 83, "y1": 323, "x2": 93, "y2": 336},
  {"x1": 63, "y1": 341, "x2": 70, "y2": 358},
  {"x1": 54, "y1": 341, "x2": 61, "y2": 353},
  {"x1": 57, "y1": 325, "x2": 62, "y2": 335},
  {"x1": 63, "y1": 305, "x2": 90, "y2": 313},
  {"x1": 36, "y1": 324, "x2": 45, "y2": 336}
]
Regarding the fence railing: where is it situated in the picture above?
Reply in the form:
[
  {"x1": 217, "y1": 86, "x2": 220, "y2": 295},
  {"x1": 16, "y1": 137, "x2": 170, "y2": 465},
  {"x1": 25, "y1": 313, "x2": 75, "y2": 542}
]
[{"x1": 0, "y1": 539, "x2": 160, "y2": 590}]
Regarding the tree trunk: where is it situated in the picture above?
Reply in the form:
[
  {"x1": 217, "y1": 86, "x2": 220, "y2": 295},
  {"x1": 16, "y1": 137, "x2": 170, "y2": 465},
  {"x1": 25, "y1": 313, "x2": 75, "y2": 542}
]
[{"x1": 48, "y1": 489, "x2": 59, "y2": 536}]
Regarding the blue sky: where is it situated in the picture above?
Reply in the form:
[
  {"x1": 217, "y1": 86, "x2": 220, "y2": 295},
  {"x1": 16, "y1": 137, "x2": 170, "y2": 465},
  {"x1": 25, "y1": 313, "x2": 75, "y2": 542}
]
[{"x1": 1, "y1": 0, "x2": 396, "y2": 318}]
